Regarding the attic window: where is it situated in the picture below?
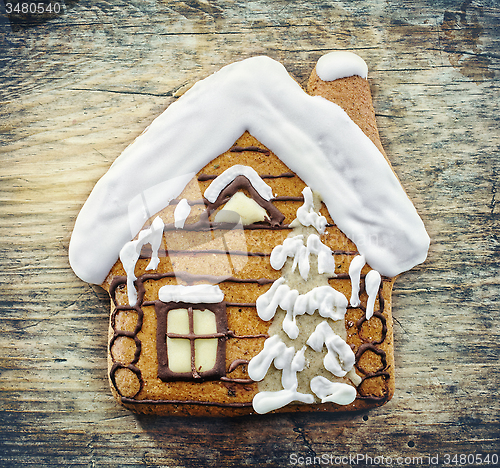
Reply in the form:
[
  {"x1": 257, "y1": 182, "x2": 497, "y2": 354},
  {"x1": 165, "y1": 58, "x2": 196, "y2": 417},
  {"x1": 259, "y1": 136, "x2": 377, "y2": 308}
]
[
  {"x1": 155, "y1": 301, "x2": 227, "y2": 381},
  {"x1": 205, "y1": 173, "x2": 285, "y2": 227},
  {"x1": 214, "y1": 191, "x2": 270, "y2": 225}
]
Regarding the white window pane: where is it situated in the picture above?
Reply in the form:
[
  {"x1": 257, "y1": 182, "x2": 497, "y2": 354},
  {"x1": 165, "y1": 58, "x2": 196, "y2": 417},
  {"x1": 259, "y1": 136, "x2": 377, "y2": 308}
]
[
  {"x1": 193, "y1": 309, "x2": 217, "y2": 335},
  {"x1": 167, "y1": 338, "x2": 191, "y2": 373},
  {"x1": 167, "y1": 309, "x2": 190, "y2": 334},
  {"x1": 194, "y1": 338, "x2": 218, "y2": 372}
]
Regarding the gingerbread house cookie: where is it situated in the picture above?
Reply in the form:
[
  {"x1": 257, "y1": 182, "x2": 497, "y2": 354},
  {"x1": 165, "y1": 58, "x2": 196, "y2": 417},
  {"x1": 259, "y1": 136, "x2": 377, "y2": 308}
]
[{"x1": 69, "y1": 52, "x2": 429, "y2": 416}]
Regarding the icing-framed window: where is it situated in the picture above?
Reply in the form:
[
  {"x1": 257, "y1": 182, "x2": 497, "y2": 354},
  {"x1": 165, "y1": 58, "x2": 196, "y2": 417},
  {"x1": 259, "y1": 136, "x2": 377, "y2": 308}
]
[
  {"x1": 206, "y1": 175, "x2": 285, "y2": 227},
  {"x1": 155, "y1": 301, "x2": 227, "y2": 381}
]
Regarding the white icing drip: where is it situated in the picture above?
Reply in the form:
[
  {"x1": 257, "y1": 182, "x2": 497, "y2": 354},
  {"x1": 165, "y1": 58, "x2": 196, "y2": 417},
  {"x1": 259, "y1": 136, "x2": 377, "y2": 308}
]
[
  {"x1": 349, "y1": 254, "x2": 366, "y2": 307},
  {"x1": 256, "y1": 280, "x2": 347, "y2": 340},
  {"x1": 255, "y1": 278, "x2": 294, "y2": 321},
  {"x1": 119, "y1": 216, "x2": 164, "y2": 306},
  {"x1": 248, "y1": 335, "x2": 285, "y2": 382},
  {"x1": 270, "y1": 235, "x2": 303, "y2": 272},
  {"x1": 248, "y1": 336, "x2": 314, "y2": 414},
  {"x1": 315, "y1": 51, "x2": 368, "y2": 81},
  {"x1": 307, "y1": 321, "x2": 355, "y2": 377},
  {"x1": 294, "y1": 286, "x2": 348, "y2": 322},
  {"x1": 270, "y1": 234, "x2": 335, "y2": 281},
  {"x1": 174, "y1": 199, "x2": 191, "y2": 228},
  {"x1": 204, "y1": 165, "x2": 274, "y2": 203},
  {"x1": 310, "y1": 376, "x2": 357, "y2": 405},
  {"x1": 294, "y1": 187, "x2": 327, "y2": 234},
  {"x1": 252, "y1": 388, "x2": 315, "y2": 415},
  {"x1": 69, "y1": 55, "x2": 429, "y2": 285},
  {"x1": 308, "y1": 235, "x2": 336, "y2": 277},
  {"x1": 158, "y1": 284, "x2": 224, "y2": 303},
  {"x1": 364, "y1": 269, "x2": 381, "y2": 319}
]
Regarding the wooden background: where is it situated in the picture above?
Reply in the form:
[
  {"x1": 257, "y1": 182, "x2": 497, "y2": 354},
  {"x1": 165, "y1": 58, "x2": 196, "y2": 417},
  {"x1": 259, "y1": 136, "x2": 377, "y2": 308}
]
[{"x1": 1, "y1": 0, "x2": 499, "y2": 466}]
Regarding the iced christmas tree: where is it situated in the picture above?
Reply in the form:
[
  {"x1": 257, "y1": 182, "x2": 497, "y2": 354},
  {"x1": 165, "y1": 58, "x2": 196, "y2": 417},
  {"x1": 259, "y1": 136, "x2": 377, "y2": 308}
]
[{"x1": 248, "y1": 187, "x2": 362, "y2": 414}]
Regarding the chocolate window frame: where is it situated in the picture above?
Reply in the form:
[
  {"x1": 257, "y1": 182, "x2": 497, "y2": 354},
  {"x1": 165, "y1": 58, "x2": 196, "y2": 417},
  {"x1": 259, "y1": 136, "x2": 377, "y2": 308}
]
[
  {"x1": 155, "y1": 301, "x2": 227, "y2": 382},
  {"x1": 205, "y1": 175, "x2": 285, "y2": 227}
]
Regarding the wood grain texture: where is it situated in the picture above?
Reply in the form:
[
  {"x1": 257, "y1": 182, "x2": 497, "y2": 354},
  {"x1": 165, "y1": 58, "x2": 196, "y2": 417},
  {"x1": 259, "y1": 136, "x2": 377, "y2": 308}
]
[{"x1": 0, "y1": 0, "x2": 499, "y2": 466}]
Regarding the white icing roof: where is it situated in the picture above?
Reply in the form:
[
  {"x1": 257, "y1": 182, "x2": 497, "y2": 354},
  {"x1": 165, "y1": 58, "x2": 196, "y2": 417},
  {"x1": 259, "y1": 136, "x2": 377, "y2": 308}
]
[{"x1": 69, "y1": 53, "x2": 429, "y2": 284}]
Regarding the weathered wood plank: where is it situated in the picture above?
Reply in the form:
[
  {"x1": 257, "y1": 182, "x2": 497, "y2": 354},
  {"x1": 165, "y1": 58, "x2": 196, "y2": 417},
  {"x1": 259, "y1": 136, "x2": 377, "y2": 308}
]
[{"x1": 1, "y1": 0, "x2": 499, "y2": 466}]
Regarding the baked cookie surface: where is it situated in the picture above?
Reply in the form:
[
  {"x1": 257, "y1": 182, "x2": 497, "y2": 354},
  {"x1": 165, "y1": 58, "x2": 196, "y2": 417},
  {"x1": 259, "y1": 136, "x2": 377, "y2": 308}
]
[{"x1": 69, "y1": 52, "x2": 429, "y2": 416}]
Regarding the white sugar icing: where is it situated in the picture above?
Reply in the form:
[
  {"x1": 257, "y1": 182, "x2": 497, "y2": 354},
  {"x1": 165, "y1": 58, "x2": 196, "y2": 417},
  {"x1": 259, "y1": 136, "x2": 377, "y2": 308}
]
[
  {"x1": 119, "y1": 216, "x2": 164, "y2": 306},
  {"x1": 255, "y1": 279, "x2": 347, "y2": 340},
  {"x1": 252, "y1": 388, "x2": 315, "y2": 415},
  {"x1": 247, "y1": 335, "x2": 314, "y2": 414},
  {"x1": 270, "y1": 234, "x2": 335, "y2": 281},
  {"x1": 310, "y1": 376, "x2": 356, "y2": 405},
  {"x1": 306, "y1": 321, "x2": 355, "y2": 377},
  {"x1": 293, "y1": 286, "x2": 347, "y2": 322},
  {"x1": 158, "y1": 284, "x2": 224, "y2": 303},
  {"x1": 270, "y1": 236, "x2": 304, "y2": 273},
  {"x1": 248, "y1": 335, "x2": 285, "y2": 382},
  {"x1": 255, "y1": 277, "x2": 293, "y2": 321},
  {"x1": 292, "y1": 187, "x2": 327, "y2": 234},
  {"x1": 315, "y1": 51, "x2": 368, "y2": 81},
  {"x1": 174, "y1": 199, "x2": 191, "y2": 228},
  {"x1": 349, "y1": 254, "x2": 365, "y2": 307},
  {"x1": 69, "y1": 54, "x2": 429, "y2": 285},
  {"x1": 204, "y1": 165, "x2": 274, "y2": 203},
  {"x1": 364, "y1": 269, "x2": 381, "y2": 319}
]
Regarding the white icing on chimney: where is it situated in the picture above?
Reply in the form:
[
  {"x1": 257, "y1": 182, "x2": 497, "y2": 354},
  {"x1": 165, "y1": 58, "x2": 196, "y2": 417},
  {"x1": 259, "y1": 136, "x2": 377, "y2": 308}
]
[{"x1": 315, "y1": 51, "x2": 369, "y2": 81}]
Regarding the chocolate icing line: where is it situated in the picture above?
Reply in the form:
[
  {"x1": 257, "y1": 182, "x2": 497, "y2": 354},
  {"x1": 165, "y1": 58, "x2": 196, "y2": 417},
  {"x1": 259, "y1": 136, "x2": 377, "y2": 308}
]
[
  {"x1": 225, "y1": 302, "x2": 257, "y2": 309},
  {"x1": 228, "y1": 359, "x2": 249, "y2": 373},
  {"x1": 351, "y1": 283, "x2": 391, "y2": 402},
  {"x1": 133, "y1": 271, "x2": 276, "y2": 286},
  {"x1": 168, "y1": 194, "x2": 304, "y2": 208},
  {"x1": 110, "y1": 362, "x2": 144, "y2": 399},
  {"x1": 220, "y1": 377, "x2": 255, "y2": 384},
  {"x1": 356, "y1": 310, "x2": 387, "y2": 346},
  {"x1": 143, "y1": 301, "x2": 261, "y2": 309},
  {"x1": 272, "y1": 196, "x2": 305, "y2": 202},
  {"x1": 227, "y1": 330, "x2": 267, "y2": 339},
  {"x1": 198, "y1": 172, "x2": 296, "y2": 181},
  {"x1": 355, "y1": 342, "x2": 388, "y2": 375},
  {"x1": 220, "y1": 359, "x2": 254, "y2": 384},
  {"x1": 140, "y1": 248, "x2": 271, "y2": 258},
  {"x1": 110, "y1": 276, "x2": 145, "y2": 337},
  {"x1": 229, "y1": 145, "x2": 270, "y2": 154},
  {"x1": 262, "y1": 173, "x2": 295, "y2": 179},
  {"x1": 109, "y1": 333, "x2": 142, "y2": 366},
  {"x1": 140, "y1": 248, "x2": 363, "y2": 259},
  {"x1": 161, "y1": 219, "x2": 293, "y2": 232},
  {"x1": 120, "y1": 397, "x2": 253, "y2": 407}
]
